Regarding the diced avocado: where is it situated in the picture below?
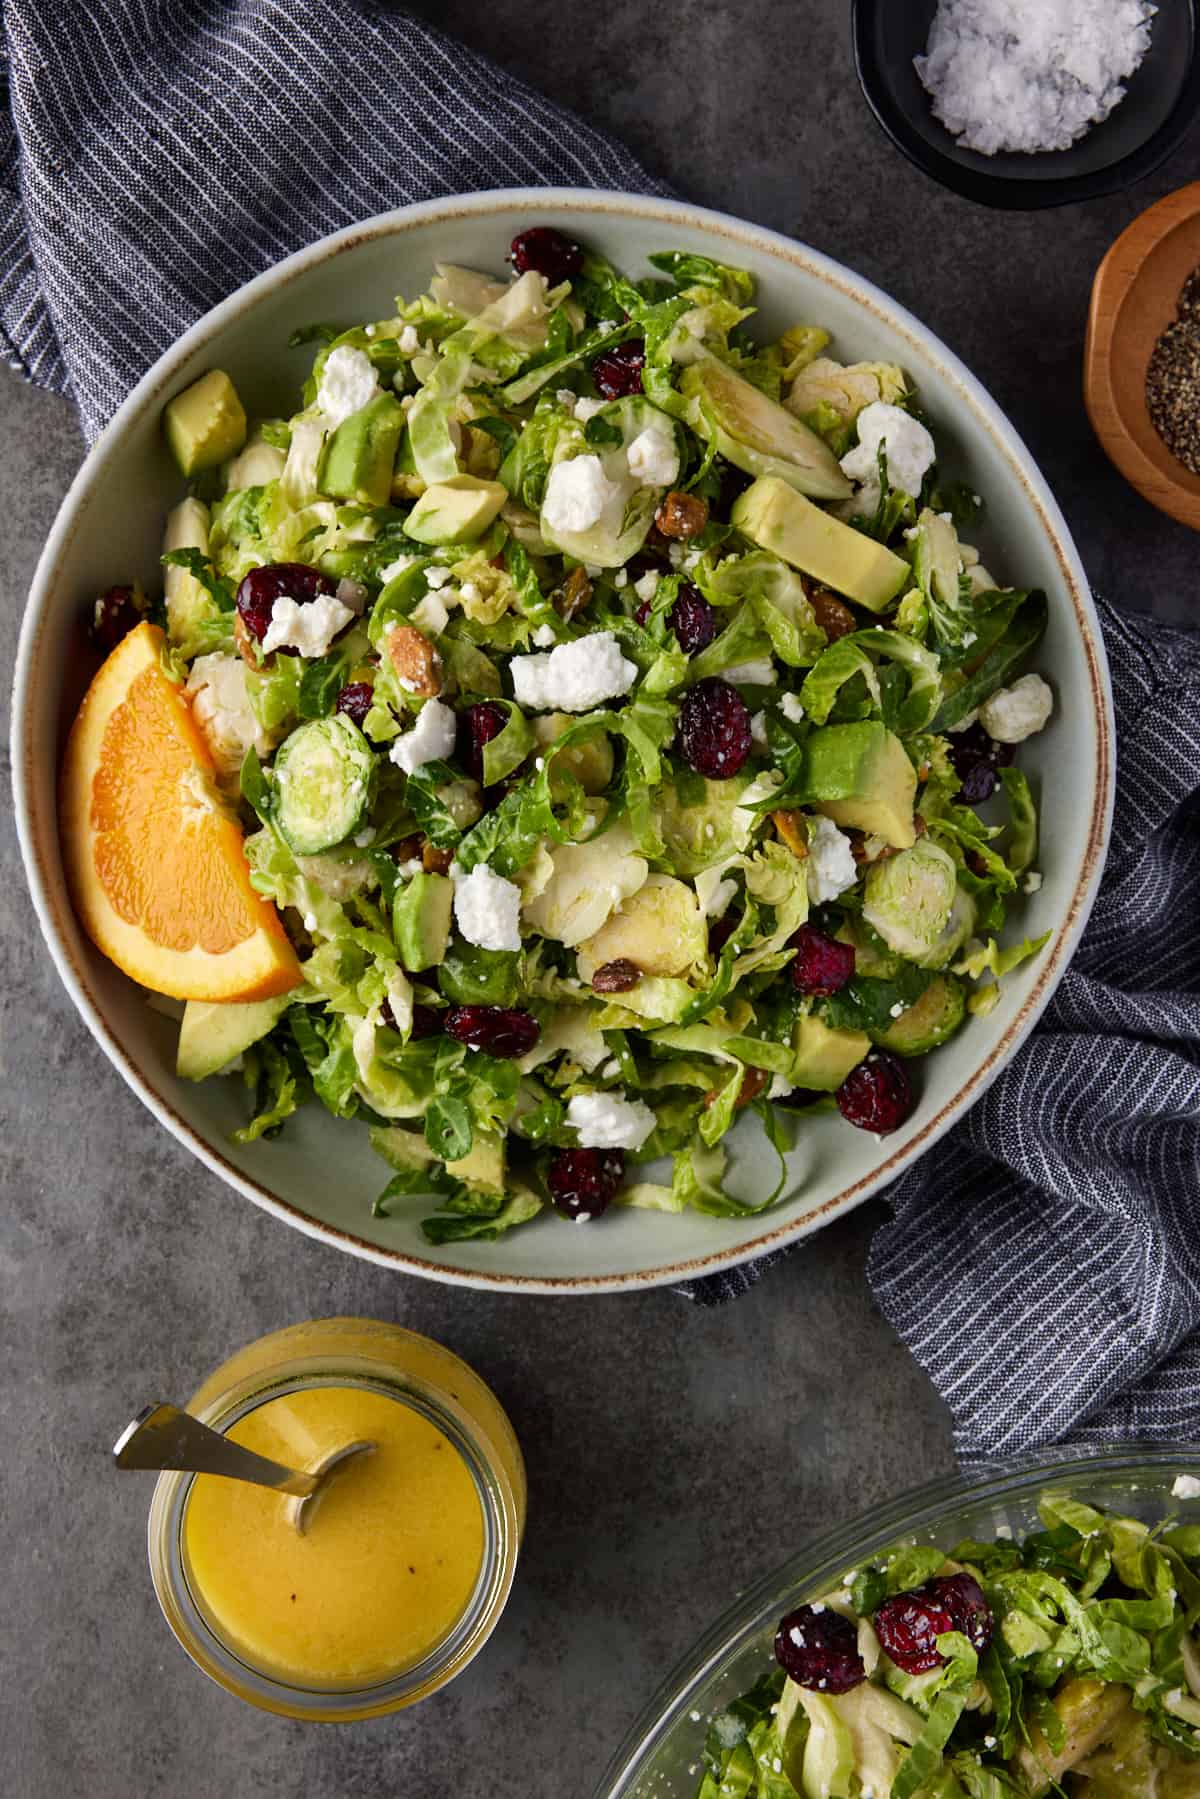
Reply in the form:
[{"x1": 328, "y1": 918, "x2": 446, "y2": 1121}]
[
  {"x1": 319, "y1": 391, "x2": 405, "y2": 508},
  {"x1": 532, "y1": 714, "x2": 614, "y2": 795},
  {"x1": 575, "y1": 874, "x2": 706, "y2": 982},
  {"x1": 162, "y1": 496, "x2": 214, "y2": 651},
  {"x1": 176, "y1": 993, "x2": 290, "y2": 1081},
  {"x1": 733, "y1": 475, "x2": 909, "y2": 611},
  {"x1": 406, "y1": 474, "x2": 508, "y2": 545},
  {"x1": 804, "y1": 722, "x2": 917, "y2": 849},
  {"x1": 446, "y1": 1130, "x2": 505, "y2": 1192},
  {"x1": 164, "y1": 370, "x2": 247, "y2": 476},
  {"x1": 873, "y1": 975, "x2": 966, "y2": 1056},
  {"x1": 393, "y1": 872, "x2": 454, "y2": 971},
  {"x1": 1014, "y1": 1679, "x2": 1133, "y2": 1796},
  {"x1": 680, "y1": 356, "x2": 851, "y2": 501},
  {"x1": 273, "y1": 716, "x2": 375, "y2": 855},
  {"x1": 910, "y1": 506, "x2": 961, "y2": 612},
  {"x1": 791, "y1": 1013, "x2": 870, "y2": 1091},
  {"x1": 224, "y1": 431, "x2": 287, "y2": 492}
]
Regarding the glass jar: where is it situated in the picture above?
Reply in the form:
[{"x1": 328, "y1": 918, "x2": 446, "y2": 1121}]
[{"x1": 147, "y1": 1318, "x2": 525, "y2": 1721}]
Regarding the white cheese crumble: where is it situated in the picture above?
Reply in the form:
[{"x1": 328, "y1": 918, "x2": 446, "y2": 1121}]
[
  {"x1": 565, "y1": 1089, "x2": 656, "y2": 1151},
  {"x1": 889, "y1": 1001, "x2": 906, "y2": 1018},
  {"x1": 379, "y1": 553, "x2": 420, "y2": 584},
  {"x1": 424, "y1": 565, "x2": 453, "y2": 589},
  {"x1": 625, "y1": 425, "x2": 679, "y2": 488},
  {"x1": 532, "y1": 622, "x2": 558, "y2": 648},
  {"x1": 316, "y1": 344, "x2": 380, "y2": 429},
  {"x1": 410, "y1": 591, "x2": 450, "y2": 636},
  {"x1": 980, "y1": 672, "x2": 1054, "y2": 743},
  {"x1": 780, "y1": 691, "x2": 805, "y2": 724},
  {"x1": 1023, "y1": 870, "x2": 1043, "y2": 895},
  {"x1": 398, "y1": 323, "x2": 421, "y2": 353},
  {"x1": 723, "y1": 657, "x2": 777, "y2": 686},
  {"x1": 750, "y1": 711, "x2": 769, "y2": 749},
  {"x1": 542, "y1": 454, "x2": 622, "y2": 534},
  {"x1": 509, "y1": 631, "x2": 637, "y2": 712},
  {"x1": 768, "y1": 1074, "x2": 795, "y2": 1100},
  {"x1": 260, "y1": 592, "x2": 355, "y2": 659},
  {"x1": 840, "y1": 401, "x2": 936, "y2": 514},
  {"x1": 806, "y1": 816, "x2": 858, "y2": 904},
  {"x1": 451, "y1": 863, "x2": 523, "y2": 952},
  {"x1": 573, "y1": 397, "x2": 607, "y2": 423},
  {"x1": 1173, "y1": 1475, "x2": 1200, "y2": 1499},
  {"x1": 387, "y1": 697, "x2": 458, "y2": 775},
  {"x1": 185, "y1": 653, "x2": 272, "y2": 777},
  {"x1": 915, "y1": 0, "x2": 1155, "y2": 156},
  {"x1": 633, "y1": 570, "x2": 660, "y2": 604}
]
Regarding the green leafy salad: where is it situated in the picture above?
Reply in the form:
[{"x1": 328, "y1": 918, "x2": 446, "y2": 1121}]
[
  {"x1": 146, "y1": 223, "x2": 1054, "y2": 1242},
  {"x1": 696, "y1": 1489, "x2": 1200, "y2": 1799}
]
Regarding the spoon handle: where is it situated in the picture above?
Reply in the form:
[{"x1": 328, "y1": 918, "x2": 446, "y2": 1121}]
[{"x1": 112, "y1": 1403, "x2": 320, "y2": 1498}]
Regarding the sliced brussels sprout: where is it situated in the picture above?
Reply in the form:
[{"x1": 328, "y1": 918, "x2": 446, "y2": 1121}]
[
  {"x1": 575, "y1": 874, "x2": 706, "y2": 982},
  {"x1": 872, "y1": 975, "x2": 966, "y2": 1057},
  {"x1": 680, "y1": 353, "x2": 852, "y2": 500},
  {"x1": 862, "y1": 841, "x2": 958, "y2": 961},
  {"x1": 520, "y1": 816, "x2": 649, "y2": 947}
]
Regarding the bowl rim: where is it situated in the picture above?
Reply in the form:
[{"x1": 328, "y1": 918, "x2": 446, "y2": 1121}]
[
  {"x1": 592, "y1": 1442, "x2": 1200, "y2": 1799},
  {"x1": 11, "y1": 186, "x2": 1115, "y2": 1293},
  {"x1": 852, "y1": 0, "x2": 1200, "y2": 211},
  {"x1": 1085, "y1": 179, "x2": 1200, "y2": 531}
]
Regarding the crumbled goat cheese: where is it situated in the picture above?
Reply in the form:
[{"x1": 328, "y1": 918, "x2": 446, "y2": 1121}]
[
  {"x1": 768, "y1": 1074, "x2": 795, "y2": 1100},
  {"x1": 379, "y1": 553, "x2": 420, "y2": 583},
  {"x1": 750, "y1": 711, "x2": 769, "y2": 749},
  {"x1": 542, "y1": 454, "x2": 621, "y2": 534},
  {"x1": 316, "y1": 344, "x2": 380, "y2": 428},
  {"x1": 980, "y1": 672, "x2": 1054, "y2": 743},
  {"x1": 424, "y1": 565, "x2": 452, "y2": 589},
  {"x1": 510, "y1": 631, "x2": 637, "y2": 712},
  {"x1": 780, "y1": 691, "x2": 805, "y2": 724},
  {"x1": 614, "y1": 569, "x2": 629, "y2": 589},
  {"x1": 840, "y1": 401, "x2": 936, "y2": 514},
  {"x1": 458, "y1": 580, "x2": 482, "y2": 609},
  {"x1": 633, "y1": 570, "x2": 660, "y2": 604},
  {"x1": 915, "y1": 0, "x2": 1156, "y2": 156},
  {"x1": 532, "y1": 622, "x2": 557, "y2": 648},
  {"x1": 388, "y1": 697, "x2": 458, "y2": 775},
  {"x1": 626, "y1": 426, "x2": 679, "y2": 487},
  {"x1": 410, "y1": 591, "x2": 450, "y2": 636},
  {"x1": 723, "y1": 657, "x2": 777, "y2": 686},
  {"x1": 353, "y1": 826, "x2": 377, "y2": 848},
  {"x1": 451, "y1": 863, "x2": 523, "y2": 952},
  {"x1": 1174, "y1": 1475, "x2": 1200, "y2": 1499},
  {"x1": 260, "y1": 593, "x2": 355, "y2": 659},
  {"x1": 1023, "y1": 870, "x2": 1043, "y2": 895},
  {"x1": 398, "y1": 324, "x2": 421, "y2": 354},
  {"x1": 565, "y1": 1089, "x2": 657, "y2": 1151},
  {"x1": 598, "y1": 319, "x2": 618, "y2": 335},
  {"x1": 574, "y1": 397, "x2": 607, "y2": 423},
  {"x1": 185, "y1": 654, "x2": 272, "y2": 777},
  {"x1": 806, "y1": 816, "x2": 858, "y2": 904}
]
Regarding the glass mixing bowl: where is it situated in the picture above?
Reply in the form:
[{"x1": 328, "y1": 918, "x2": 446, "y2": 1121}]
[{"x1": 593, "y1": 1446, "x2": 1200, "y2": 1799}]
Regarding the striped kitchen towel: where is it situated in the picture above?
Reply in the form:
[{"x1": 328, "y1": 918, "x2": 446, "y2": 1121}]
[
  {"x1": 685, "y1": 599, "x2": 1200, "y2": 1462},
  {"x1": 0, "y1": 0, "x2": 666, "y2": 440}
]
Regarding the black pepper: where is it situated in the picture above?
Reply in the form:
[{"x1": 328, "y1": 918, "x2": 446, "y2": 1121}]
[{"x1": 1146, "y1": 265, "x2": 1200, "y2": 475}]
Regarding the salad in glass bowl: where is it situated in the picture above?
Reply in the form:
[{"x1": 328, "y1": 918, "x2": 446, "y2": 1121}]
[{"x1": 77, "y1": 223, "x2": 1053, "y2": 1245}]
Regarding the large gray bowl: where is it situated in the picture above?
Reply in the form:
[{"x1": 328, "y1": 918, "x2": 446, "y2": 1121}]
[{"x1": 11, "y1": 190, "x2": 1114, "y2": 1292}]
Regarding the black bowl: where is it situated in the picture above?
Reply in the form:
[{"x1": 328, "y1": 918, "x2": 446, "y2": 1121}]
[{"x1": 853, "y1": 0, "x2": 1200, "y2": 209}]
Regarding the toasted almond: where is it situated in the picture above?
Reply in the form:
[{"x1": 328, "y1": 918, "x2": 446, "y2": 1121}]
[{"x1": 387, "y1": 624, "x2": 442, "y2": 697}]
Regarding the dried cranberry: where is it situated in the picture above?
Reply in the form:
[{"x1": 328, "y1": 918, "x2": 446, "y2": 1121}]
[
  {"x1": 874, "y1": 1588, "x2": 956, "y2": 1674},
  {"x1": 459, "y1": 701, "x2": 508, "y2": 782},
  {"x1": 380, "y1": 999, "x2": 442, "y2": 1037},
  {"x1": 947, "y1": 723, "x2": 1016, "y2": 806},
  {"x1": 89, "y1": 585, "x2": 142, "y2": 653},
  {"x1": 925, "y1": 1573, "x2": 994, "y2": 1655},
  {"x1": 677, "y1": 677, "x2": 752, "y2": 780},
  {"x1": 335, "y1": 682, "x2": 374, "y2": 727},
  {"x1": 444, "y1": 1005, "x2": 539, "y2": 1059},
  {"x1": 509, "y1": 226, "x2": 582, "y2": 284},
  {"x1": 774, "y1": 1605, "x2": 865, "y2": 1694},
  {"x1": 790, "y1": 925, "x2": 856, "y2": 998},
  {"x1": 547, "y1": 1147, "x2": 625, "y2": 1221},
  {"x1": 592, "y1": 338, "x2": 644, "y2": 399},
  {"x1": 236, "y1": 562, "x2": 337, "y2": 647},
  {"x1": 667, "y1": 586, "x2": 718, "y2": 655},
  {"x1": 715, "y1": 461, "x2": 751, "y2": 516},
  {"x1": 836, "y1": 1052, "x2": 914, "y2": 1134},
  {"x1": 708, "y1": 913, "x2": 739, "y2": 955}
]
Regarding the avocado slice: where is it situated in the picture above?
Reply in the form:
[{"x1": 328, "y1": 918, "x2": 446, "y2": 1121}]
[
  {"x1": 804, "y1": 722, "x2": 917, "y2": 849},
  {"x1": 680, "y1": 357, "x2": 852, "y2": 501},
  {"x1": 872, "y1": 975, "x2": 966, "y2": 1056},
  {"x1": 791, "y1": 1013, "x2": 870, "y2": 1090},
  {"x1": 319, "y1": 391, "x2": 405, "y2": 508},
  {"x1": 405, "y1": 474, "x2": 508, "y2": 545},
  {"x1": 177, "y1": 993, "x2": 290, "y2": 1081},
  {"x1": 162, "y1": 496, "x2": 215, "y2": 653},
  {"x1": 164, "y1": 370, "x2": 248, "y2": 476},
  {"x1": 393, "y1": 872, "x2": 454, "y2": 971},
  {"x1": 446, "y1": 1130, "x2": 506, "y2": 1193},
  {"x1": 732, "y1": 475, "x2": 909, "y2": 611}
]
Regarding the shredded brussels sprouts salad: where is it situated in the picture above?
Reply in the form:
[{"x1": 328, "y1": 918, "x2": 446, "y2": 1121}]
[
  {"x1": 696, "y1": 1488, "x2": 1200, "y2": 1799},
  {"x1": 145, "y1": 223, "x2": 1054, "y2": 1243}
]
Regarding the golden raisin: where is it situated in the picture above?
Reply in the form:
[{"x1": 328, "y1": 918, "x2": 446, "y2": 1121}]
[
  {"x1": 654, "y1": 490, "x2": 709, "y2": 540},
  {"x1": 704, "y1": 1066, "x2": 769, "y2": 1110},
  {"x1": 559, "y1": 565, "x2": 592, "y2": 620},
  {"x1": 591, "y1": 958, "x2": 641, "y2": 993},
  {"x1": 805, "y1": 583, "x2": 857, "y2": 642},
  {"x1": 772, "y1": 809, "x2": 809, "y2": 858},
  {"x1": 422, "y1": 843, "x2": 454, "y2": 875}
]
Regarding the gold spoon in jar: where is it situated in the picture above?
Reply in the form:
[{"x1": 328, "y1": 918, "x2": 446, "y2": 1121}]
[{"x1": 113, "y1": 1403, "x2": 373, "y2": 1534}]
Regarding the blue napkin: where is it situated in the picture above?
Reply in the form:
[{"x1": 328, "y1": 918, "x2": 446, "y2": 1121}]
[{"x1": 6, "y1": 2, "x2": 1198, "y2": 1459}]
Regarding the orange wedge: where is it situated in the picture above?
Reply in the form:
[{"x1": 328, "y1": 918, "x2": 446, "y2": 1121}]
[{"x1": 60, "y1": 621, "x2": 301, "y2": 1001}]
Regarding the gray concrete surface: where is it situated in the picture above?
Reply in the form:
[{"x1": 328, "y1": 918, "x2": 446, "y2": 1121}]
[{"x1": 3, "y1": 1, "x2": 1197, "y2": 1793}]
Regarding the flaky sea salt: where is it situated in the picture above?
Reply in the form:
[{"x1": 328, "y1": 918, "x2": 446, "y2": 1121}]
[{"x1": 915, "y1": 0, "x2": 1156, "y2": 156}]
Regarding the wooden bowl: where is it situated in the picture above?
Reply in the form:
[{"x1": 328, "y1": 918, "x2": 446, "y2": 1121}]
[{"x1": 1085, "y1": 182, "x2": 1200, "y2": 531}]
